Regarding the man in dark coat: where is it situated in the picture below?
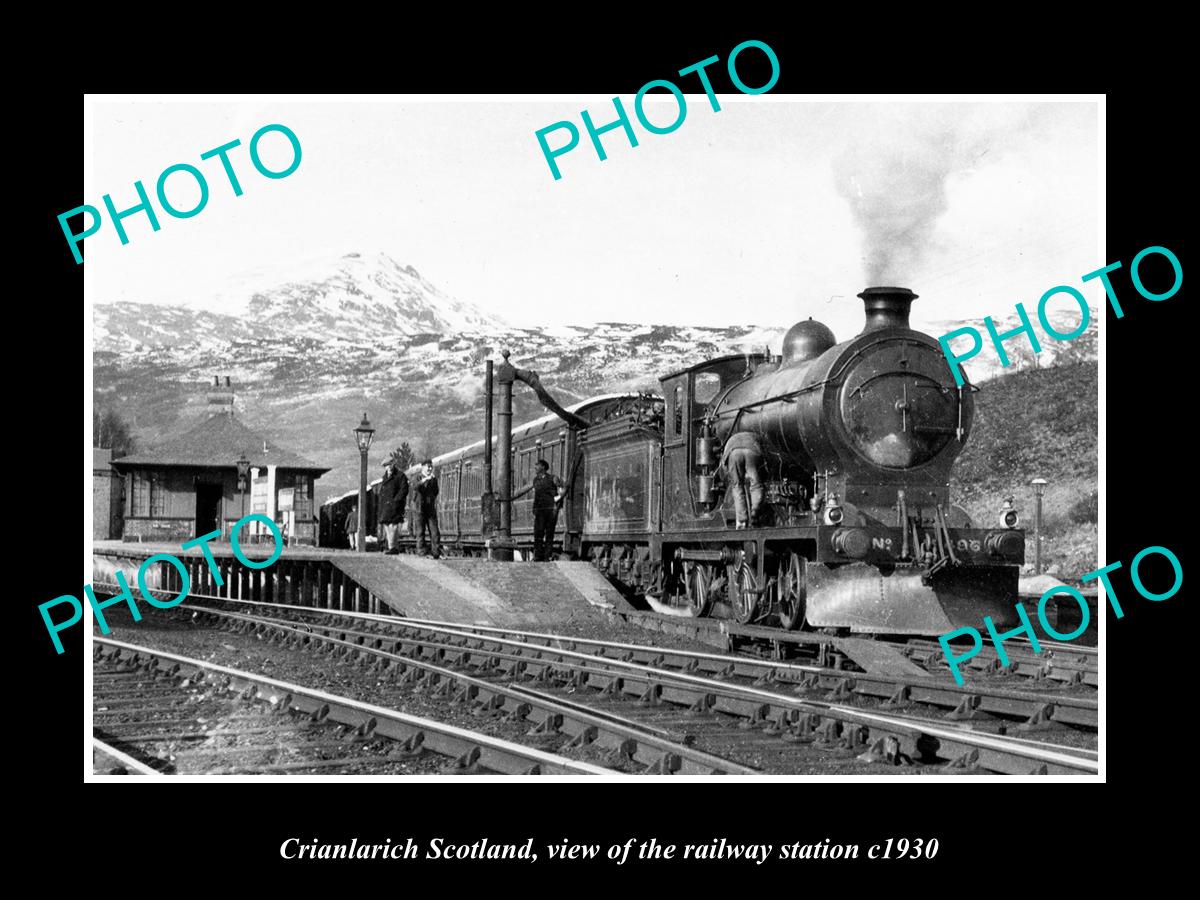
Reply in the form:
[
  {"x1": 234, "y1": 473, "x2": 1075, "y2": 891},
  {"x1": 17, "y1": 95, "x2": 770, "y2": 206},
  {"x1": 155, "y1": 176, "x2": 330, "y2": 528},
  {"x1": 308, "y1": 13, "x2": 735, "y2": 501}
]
[
  {"x1": 513, "y1": 459, "x2": 565, "y2": 561},
  {"x1": 377, "y1": 458, "x2": 409, "y2": 554},
  {"x1": 413, "y1": 458, "x2": 441, "y2": 558},
  {"x1": 720, "y1": 431, "x2": 765, "y2": 529}
]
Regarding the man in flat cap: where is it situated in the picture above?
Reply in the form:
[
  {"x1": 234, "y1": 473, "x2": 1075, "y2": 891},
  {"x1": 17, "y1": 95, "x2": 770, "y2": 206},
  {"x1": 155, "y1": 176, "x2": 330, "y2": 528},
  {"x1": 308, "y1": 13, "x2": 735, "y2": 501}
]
[
  {"x1": 378, "y1": 452, "x2": 409, "y2": 554},
  {"x1": 413, "y1": 458, "x2": 442, "y2": 558}
]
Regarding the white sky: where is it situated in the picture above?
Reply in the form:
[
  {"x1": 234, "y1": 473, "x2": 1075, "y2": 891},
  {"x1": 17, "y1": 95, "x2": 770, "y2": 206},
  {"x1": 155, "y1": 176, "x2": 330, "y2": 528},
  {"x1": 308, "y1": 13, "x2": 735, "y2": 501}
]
[{"x1": 85, "y1": 98, "x2": 1099, "y2": 340}]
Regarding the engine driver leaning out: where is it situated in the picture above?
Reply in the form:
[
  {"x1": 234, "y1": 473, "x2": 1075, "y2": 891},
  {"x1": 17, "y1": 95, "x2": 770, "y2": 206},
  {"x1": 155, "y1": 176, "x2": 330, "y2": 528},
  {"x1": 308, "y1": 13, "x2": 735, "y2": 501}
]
[{"x1": 720, "y1": 430, "x2": 765, "y2": 529}]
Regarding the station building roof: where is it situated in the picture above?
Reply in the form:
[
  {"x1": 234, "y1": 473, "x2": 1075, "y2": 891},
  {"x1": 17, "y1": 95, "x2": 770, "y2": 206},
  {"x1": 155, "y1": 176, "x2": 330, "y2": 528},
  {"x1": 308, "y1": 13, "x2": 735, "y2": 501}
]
[{"x1": 111, "y1": 413, "x2": 329, "y2": 474}]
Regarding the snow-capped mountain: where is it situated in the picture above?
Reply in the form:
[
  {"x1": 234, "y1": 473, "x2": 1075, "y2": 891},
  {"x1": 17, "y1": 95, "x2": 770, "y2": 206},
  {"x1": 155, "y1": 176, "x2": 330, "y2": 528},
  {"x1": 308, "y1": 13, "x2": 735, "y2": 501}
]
[
  {"x1": 98, "y1": 252, "x2": 506, "y2": 350},
  {"x1": 238, "y1": 252, "x2": 507, "y2": 341}
]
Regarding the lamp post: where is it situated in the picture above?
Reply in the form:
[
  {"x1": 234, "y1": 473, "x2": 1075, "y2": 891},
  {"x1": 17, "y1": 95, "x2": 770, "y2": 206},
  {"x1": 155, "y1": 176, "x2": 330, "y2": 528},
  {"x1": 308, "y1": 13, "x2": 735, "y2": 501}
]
[
  {"x1": 354, "y1": 413, "x2": 375, "y2": 552},
  {"x1": 1031, "y1": 477, "x2": 1048, "y2": 575},
  {"x1": 236, "y1": 452, "x2": 250, "y2": 526}
]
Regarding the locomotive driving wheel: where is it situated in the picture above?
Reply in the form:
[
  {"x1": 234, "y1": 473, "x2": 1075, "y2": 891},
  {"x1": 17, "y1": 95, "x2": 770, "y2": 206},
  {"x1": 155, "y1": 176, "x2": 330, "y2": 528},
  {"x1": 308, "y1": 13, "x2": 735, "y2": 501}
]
[
  {"x1": 727, "y1": 558, "x2": 759, "y2": 625},
  {"x1": 776, "y1": 551, "x2": 807, "y2": 631},
  {"x1": 682, "y1": 561, "x2": 712, "y2": 618}
]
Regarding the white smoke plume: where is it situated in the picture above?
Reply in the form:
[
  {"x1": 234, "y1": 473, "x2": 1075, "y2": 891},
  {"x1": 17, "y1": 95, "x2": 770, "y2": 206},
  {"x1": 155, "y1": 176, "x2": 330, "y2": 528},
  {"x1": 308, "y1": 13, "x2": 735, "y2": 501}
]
[{"x1": 834, "y1": 105, "x2": 1035, "y2": 285}]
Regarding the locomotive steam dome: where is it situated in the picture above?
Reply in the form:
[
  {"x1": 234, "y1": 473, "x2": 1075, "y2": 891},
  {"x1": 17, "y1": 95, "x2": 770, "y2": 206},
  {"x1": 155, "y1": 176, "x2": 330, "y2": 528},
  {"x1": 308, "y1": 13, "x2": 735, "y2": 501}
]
[{"x1": 781, "y1": 318, "x2": 837, "y2": 365}]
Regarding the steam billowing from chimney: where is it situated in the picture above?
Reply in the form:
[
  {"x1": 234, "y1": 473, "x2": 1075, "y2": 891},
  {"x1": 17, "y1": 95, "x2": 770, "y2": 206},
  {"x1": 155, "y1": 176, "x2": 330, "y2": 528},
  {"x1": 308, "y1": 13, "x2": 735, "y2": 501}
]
[{"x1": 833, "y1": 106, "x2": 1029, "y2": 285}]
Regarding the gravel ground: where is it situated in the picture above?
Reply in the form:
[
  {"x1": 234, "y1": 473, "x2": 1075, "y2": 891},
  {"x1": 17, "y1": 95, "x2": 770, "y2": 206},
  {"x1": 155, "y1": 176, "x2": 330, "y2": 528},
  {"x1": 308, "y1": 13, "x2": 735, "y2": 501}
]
[{"x1": 93, "y1": 657, "x2": 451, "y2": 775}]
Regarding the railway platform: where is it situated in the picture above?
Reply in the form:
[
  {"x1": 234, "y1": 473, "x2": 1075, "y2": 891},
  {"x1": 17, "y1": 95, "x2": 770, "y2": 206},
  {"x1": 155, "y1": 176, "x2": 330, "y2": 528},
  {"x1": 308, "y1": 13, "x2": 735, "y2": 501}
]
[{"x1": 92, "y1": 542, "x2": 630, "y2": 628}]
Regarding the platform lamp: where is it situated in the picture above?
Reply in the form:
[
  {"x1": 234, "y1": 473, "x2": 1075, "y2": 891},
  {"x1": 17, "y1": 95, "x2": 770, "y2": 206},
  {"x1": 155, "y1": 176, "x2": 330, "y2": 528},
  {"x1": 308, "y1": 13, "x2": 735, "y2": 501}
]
[
  {"x1": 354, "y1": 413, "x2": 375, "y2": 553},
  {"x1": 1031, "y1": 477, "x2": 1048, "y2": 575},
  {"x1": 236, "y1": 452, "x2": 251, "y2": 524}
]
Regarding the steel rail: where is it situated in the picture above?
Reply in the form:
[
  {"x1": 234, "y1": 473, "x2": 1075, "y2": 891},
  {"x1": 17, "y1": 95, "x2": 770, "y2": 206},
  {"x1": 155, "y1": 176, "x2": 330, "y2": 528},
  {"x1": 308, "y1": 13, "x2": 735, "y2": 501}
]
[
  {"x1": 169, "y1": 602, "x2": 1095, "y2": 775},
  {"x1": 905, "y1": 634, "x2": 1098, "y2": 658},
  {"x1": 620, "y1": 608, "x2": 1098, "y2": 681},
  {"x1": 178, "y1": 604, "x2": 755, "y2": 775},
  {"x1": 620, "y1": 606, "x2": 1099, "y2": 679},
  {"x1": 900, "y1": 636, "x2": 1098, "y2": 685},
  {"x1": 92, "y1": 736, "x2": 163, "y2": 776},
  {"x1": 384, "y1": 613, "x2": 1098, "y2": 689},
  {"x1": 92, "y1": 636, "x2": 616, "y2": 777}
]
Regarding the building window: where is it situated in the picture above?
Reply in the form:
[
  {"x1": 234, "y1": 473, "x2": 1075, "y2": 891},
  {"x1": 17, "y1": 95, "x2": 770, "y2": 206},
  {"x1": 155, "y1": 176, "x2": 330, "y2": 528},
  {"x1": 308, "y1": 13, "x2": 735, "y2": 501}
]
[
  {"x1": 151, "y1": 475, "x2": 165, "y2": 516},
  {"x1": 130, "y1": 472, "x2": 163, "y2": 517},
  {"x1": 131, "y1": 473, "x2": 147, "y2": 517},
  {"x1": 251, "y1": 472, "x2": 268, "y2": 513},
  {"x1": 293, "y1": 477, "x2": 312, "y2": 520}
]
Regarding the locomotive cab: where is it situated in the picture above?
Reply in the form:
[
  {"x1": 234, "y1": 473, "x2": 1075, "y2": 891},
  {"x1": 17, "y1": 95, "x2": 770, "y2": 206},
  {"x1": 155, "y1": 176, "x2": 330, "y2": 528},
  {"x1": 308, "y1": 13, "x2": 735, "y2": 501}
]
[{"x1": 658, "y1": 353, "x2": 767, "y2": 526}]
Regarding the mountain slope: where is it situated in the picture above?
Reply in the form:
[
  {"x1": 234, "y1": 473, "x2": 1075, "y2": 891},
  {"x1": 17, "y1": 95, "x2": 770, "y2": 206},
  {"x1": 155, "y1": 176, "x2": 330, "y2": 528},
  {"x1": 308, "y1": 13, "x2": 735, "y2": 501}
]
[
  {"x1": 954, "y1": 361, "x2": 1098, "y2": 579},
  {"x1": 239, "y1": 251, "x2": 507, "y2": 341}
]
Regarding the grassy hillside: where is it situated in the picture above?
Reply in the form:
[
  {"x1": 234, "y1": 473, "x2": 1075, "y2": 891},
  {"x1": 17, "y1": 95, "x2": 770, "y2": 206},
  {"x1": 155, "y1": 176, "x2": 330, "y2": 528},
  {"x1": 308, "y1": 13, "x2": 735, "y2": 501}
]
[{"x1": 953, "y1": 362, "x2": 1098, "y2": 579}]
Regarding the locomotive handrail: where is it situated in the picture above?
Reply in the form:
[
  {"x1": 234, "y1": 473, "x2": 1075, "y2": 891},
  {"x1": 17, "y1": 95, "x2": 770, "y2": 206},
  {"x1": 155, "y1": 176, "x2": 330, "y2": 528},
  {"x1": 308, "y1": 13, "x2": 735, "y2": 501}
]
[
  {"x1": 707, "y1": 384, "x2": 818, "y2": 419},
  {"x1": 703, "y1": 368, "x2": 758, "y2": 427}
]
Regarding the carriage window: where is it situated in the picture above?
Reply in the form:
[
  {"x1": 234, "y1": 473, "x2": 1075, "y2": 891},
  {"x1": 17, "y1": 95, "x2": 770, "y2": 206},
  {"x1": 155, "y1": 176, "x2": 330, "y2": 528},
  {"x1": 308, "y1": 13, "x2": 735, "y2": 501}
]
[
  {"x1": 694, "y1": 372, "x2": 721, "y2": 404},
  {"x1": 673, "y1": 385, "x2": 683, "y2": 435}
]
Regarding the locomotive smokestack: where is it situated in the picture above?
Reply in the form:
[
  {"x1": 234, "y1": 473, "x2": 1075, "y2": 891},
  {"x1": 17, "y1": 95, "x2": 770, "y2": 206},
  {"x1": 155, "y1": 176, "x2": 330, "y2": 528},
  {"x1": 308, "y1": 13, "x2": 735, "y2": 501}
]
[{"x1": 858, "y1": 286, "x2": 917, "y2": 333}]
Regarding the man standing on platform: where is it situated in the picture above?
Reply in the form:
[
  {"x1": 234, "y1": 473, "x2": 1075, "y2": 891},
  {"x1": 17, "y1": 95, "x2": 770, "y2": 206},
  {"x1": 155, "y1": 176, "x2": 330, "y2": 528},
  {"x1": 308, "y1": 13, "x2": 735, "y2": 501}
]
[
  {"x1": 345, "y1": 505, "x2": 359, "y2": 550},
  {"x1": 512, "y1": 459, "x2": 565, "y2": 561},
  {"x1": 378, "y1": 454, "x2": 409, "y2": 555},
  {"x1": 414, "y1": 458, "x2": 442, "y2": 559}
]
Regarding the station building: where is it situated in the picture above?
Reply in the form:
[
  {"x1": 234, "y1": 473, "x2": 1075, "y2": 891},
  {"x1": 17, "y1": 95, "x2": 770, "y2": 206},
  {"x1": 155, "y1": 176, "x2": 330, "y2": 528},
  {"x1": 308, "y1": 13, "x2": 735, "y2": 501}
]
[{"x1": 110, "y1": 378, "x2": 329, "y2": 545}]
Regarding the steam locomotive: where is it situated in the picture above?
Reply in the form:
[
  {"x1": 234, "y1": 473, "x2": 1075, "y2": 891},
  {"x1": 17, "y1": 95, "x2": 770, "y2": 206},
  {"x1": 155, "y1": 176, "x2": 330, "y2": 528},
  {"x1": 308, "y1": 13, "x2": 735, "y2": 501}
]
[{"x1": 323, "y1": 287, "x2": 1024, "y2": 635}]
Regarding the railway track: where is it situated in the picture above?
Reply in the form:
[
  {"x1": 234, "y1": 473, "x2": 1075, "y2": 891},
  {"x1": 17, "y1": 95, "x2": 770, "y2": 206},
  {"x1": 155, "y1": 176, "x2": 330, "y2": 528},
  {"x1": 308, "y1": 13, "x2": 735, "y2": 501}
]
[
  {"x1": 619, "y1": 608, "x2": 1099, "y2": 687},
  {"x1": 92, "y1": 736, "x2": 162, "y2": 776},
  {"x1": 376, "y1": 616, "x2": 1099, "y2": 728},
  {"x1": 166, "y1": 590, "x2": 1098, "y2": 732},
  {"x1": 90, "y1": 578, "x2": 1098, "y2": 689},
  {"x1": 899, "y1": 635, "x2": 1097, "y2": 686},
  {"x1": 105, "y1": 585, "x2": 1098, "y2": 776},
  {"x1": 92, "y1": 636, "x2": 619, "y2": 776}
]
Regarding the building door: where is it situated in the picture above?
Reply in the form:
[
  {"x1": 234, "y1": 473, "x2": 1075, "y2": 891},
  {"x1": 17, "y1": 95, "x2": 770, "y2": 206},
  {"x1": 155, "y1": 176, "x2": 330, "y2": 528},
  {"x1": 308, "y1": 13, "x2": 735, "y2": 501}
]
[{"x1": 195, "y1": 482, "x2": 222, "y2": 537}]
